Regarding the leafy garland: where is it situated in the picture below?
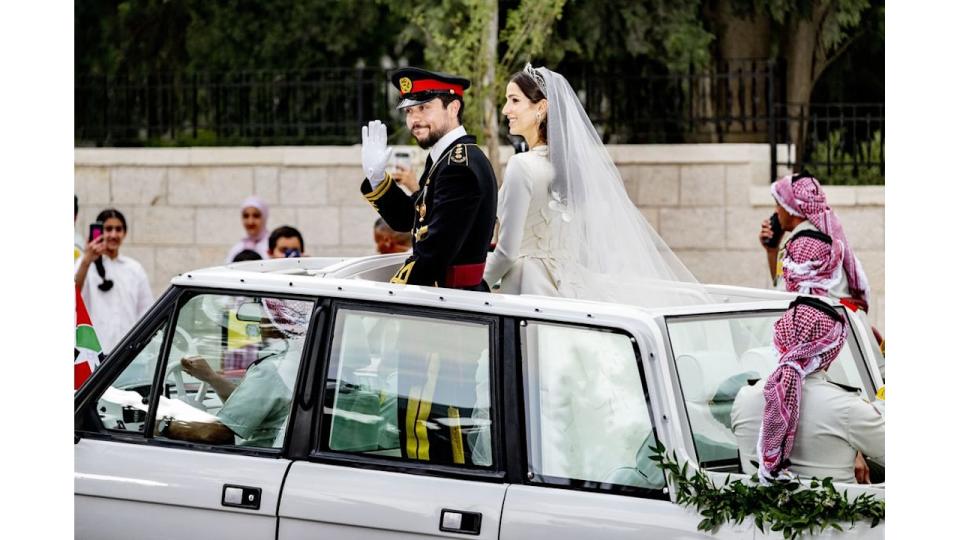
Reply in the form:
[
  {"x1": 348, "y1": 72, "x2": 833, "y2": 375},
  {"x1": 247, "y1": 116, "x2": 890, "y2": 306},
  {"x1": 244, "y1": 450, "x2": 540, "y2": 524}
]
[{"x1": 649, "y1": 441, "x2": 884, "y2": 539}]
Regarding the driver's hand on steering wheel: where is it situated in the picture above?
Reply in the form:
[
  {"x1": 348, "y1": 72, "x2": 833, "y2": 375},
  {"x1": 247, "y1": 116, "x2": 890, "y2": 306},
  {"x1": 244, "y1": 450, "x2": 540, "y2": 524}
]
[{"x1": 181, "y1": 356, "x2": 217, "y2": 383}]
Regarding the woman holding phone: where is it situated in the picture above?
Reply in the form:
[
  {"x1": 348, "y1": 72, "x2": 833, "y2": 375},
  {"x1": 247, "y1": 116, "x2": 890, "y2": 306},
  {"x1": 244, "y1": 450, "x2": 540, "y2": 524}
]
[{"x1": 75, "y1": 208, "x2": 154, "y2": 354}]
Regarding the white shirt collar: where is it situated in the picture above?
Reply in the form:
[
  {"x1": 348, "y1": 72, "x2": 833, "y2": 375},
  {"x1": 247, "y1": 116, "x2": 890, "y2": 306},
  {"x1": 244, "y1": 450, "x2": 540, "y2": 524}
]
[{"x1": 429, "y1": 125, "x2": 467, "y2": 163}]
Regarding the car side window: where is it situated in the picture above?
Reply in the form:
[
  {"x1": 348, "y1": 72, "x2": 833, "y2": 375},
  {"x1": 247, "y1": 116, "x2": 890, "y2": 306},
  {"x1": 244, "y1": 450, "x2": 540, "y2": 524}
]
[
  {"x1": 321, "y1": 308, "x2": 495, "y2": 469},
  {"x1": 520, "y1": 321, "x2": 667, "y2": 494},
  {"x1": 94, "y1": 324, "x2": 165, "y2": 433},
  {"x1": 152, "y1": 294, "x2": 314, "y2": 449},
  {"x1": 666, "y1": 312, "x2": 873, "y2": 470}
]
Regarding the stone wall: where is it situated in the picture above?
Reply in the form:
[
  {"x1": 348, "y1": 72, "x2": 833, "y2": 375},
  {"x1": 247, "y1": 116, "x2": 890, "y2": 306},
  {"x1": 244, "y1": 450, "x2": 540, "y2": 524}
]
[{"x1": 75, "y1": 144, "x2": 884, "y2": 331}]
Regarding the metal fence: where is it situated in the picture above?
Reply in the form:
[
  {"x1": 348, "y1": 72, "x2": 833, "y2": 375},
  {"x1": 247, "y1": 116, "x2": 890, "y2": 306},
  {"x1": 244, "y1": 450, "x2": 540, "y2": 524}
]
[
  {"x1": 563, "y1": 59, "x2": 778, "y2": 144},
  {"x1": 772, "y1": 103, "x2": 884, "y2": 185},
  {"x1": 75, "y1": 63, "x2": 884, "y2": 183},
  {"x1": 75, "y1": 68, "x2": 394, "y2": 146}
]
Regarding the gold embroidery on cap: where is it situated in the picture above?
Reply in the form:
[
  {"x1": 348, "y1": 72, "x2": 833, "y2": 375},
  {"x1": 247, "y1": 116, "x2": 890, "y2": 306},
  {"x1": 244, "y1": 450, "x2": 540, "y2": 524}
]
[{"x1": 399, "y1": 77, "x2": 413, "y2": 94}]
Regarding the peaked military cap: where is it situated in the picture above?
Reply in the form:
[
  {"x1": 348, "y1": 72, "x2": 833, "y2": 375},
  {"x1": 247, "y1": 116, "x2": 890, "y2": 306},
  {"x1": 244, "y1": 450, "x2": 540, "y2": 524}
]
[{"x1": 391, "y1": 67, "x2": 471, "y2": 110}]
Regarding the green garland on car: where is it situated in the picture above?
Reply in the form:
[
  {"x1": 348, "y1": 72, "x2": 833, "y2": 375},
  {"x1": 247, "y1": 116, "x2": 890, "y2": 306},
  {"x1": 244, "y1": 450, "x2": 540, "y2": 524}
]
[{"x1": 649, "y1": 441, "x2": 884, "y2": 539}]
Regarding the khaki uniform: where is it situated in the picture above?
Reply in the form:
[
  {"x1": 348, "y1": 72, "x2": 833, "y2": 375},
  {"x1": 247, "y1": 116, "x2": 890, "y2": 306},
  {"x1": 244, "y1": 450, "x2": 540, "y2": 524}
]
[{"x1": 731, "y1": 371, "x2": 884, "y2": 484}]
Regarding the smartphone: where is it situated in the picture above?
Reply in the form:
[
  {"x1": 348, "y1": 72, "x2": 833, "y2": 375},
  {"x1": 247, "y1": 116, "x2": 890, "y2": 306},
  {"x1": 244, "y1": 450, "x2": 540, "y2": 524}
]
[
  {"x1": 392, "y1": 150, "x2": 412, "y2": 172},
  {"x1": 762, "y1": 212, "x2": 783, "y2": 248},
  {"x1": 89, "y1": 221, "x2": 104, "y2": 243}
]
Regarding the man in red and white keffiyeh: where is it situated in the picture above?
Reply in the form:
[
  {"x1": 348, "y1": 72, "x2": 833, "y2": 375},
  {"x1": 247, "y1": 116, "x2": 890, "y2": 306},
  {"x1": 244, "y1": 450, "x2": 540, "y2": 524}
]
[
  {"x1": 767, "y1": 173, "x2": 871, "y2": 311},
  {"x1": 781, "y1": 229, "x2": 845, "y2": 297},
  {"x1": 757, "y1": 297, "x2": 847, "y2": 484}
]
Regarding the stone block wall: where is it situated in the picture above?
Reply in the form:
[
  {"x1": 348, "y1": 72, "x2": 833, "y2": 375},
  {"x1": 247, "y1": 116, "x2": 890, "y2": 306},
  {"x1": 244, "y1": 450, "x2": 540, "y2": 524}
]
[{"x1": 75, "y1": 144, "x2": 884, "y2": 332}]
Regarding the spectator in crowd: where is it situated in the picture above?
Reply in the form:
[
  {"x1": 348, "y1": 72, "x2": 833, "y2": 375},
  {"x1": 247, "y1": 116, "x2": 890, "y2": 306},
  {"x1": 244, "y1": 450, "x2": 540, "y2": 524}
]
[
  {"x1": 731, "y1": 297, "x2": 884, "y2": 485},
  {"x1": 268, "y1": 226, "x2": 306, "y2": 258},
  {"x1": 781, "y1": 227, "x2": 886, "y2": 364},
  {"x1": 374, "y1": 217, "x2": 413, "y2": 254},
  {"x1": 759, "y1": 172, "x2": 870, "y2": 311},
  {"x1": 231, "y1": 249, "x2": 263, "y2": 263},
  {"x1": 75, "y1": 208, "x2": 154, "y2": 354},
  {"x1": 74, "y1": 195, "x2": 83, "y2": 262},
  {"x1": 780, "y1": 229, "x2": 848, "y2": 298},
  {"x1": 225, "y1": 196, "x2": 270, "y2": 263},
  {"x1": 163, "y1": 298, "x2": 311, "y2": 447}
]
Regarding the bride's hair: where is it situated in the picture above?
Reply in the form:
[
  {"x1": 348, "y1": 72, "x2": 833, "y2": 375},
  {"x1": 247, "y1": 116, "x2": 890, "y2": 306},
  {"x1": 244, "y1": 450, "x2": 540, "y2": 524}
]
[{"x1": 508, "y1": 70, "x2": 548, "y2": 144}]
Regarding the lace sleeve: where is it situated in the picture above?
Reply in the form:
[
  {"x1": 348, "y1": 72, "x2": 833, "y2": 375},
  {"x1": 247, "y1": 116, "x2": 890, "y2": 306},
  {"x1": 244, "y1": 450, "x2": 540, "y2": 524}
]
[{"x1": 484, "y1": 156, "x2": 533, "y2": 286}]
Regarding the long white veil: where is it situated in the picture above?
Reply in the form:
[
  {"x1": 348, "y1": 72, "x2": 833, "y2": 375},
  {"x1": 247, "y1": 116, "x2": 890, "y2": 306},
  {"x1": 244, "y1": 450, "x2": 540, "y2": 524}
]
[{"x1": 531, "y1": 64, "x2": 708, "y2": 306}]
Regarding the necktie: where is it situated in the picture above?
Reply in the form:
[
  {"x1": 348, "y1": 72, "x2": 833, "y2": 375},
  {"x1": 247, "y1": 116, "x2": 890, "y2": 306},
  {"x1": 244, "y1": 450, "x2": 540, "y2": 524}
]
[{"x1": 419, "y1": 155, "x2": 434, "y2": 189}]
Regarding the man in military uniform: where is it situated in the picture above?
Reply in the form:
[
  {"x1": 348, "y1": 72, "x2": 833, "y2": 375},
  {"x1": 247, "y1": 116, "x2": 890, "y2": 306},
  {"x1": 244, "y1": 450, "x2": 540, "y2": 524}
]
[
  {"x1": 730, "y1": 297, "x2": 884, "y2": 484},
  {"x1": 360, "y1": 67, "x2": 497, "y2": 292}
]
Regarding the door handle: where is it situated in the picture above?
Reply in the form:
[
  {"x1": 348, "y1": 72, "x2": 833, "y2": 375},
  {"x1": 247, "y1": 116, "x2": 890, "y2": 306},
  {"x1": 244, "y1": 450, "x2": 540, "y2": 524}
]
[
  {"x1": 439, "y1": 509, "x2": 482, "y2": 535},
  {"x1": 222, "y1": 484, "x2": 262, "y2": 510}
]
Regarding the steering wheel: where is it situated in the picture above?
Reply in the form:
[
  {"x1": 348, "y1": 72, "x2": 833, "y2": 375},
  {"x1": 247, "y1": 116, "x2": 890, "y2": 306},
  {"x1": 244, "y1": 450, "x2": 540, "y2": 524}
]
[{"x1": 163, "y1": 328, "x2": 211, "y2": 410}]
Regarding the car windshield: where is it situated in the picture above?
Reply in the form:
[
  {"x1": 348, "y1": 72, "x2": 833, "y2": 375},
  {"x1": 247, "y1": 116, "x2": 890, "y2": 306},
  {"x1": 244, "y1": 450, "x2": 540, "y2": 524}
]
[{"x1": 665, "y1": 310, "x2": 875, "y2": 468}]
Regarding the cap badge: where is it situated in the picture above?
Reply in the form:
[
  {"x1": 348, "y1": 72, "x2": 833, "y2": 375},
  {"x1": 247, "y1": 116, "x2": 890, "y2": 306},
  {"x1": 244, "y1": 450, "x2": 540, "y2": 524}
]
[{"x1": 399, "y1": 77, "x2": 413, "y2": 94}]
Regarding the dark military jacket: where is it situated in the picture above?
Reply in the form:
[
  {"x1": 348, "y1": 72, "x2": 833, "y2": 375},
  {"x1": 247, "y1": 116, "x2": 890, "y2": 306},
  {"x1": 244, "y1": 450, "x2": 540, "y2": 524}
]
[{"x1": 361, "y1": 134, "x2": 497, "y2": 290}]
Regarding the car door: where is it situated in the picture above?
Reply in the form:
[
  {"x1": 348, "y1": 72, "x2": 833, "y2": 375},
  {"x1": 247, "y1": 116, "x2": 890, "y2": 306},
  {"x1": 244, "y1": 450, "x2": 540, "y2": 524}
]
[
  {"x1": 75, "y1": 289, "x2": 318, "y2": 540},
  {"x1": 663, "y1": 308, "x2": 885, "y2": 539},
  {"x1": 498, "y1": 319, "x2": 754, "y2": 540},
  {"x1": 278, "y1": 303, "x2": 508, "y2": 539}
]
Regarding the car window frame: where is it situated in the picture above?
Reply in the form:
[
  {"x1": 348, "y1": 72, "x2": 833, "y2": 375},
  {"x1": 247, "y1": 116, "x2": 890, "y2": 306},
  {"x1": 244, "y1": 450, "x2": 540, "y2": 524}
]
[
  {"x1": 76, "y1": 285, "x2": 322, "y2": 457},
  {"x1": 74, "y1": 286, "x2": 181, "y2": 442},
  {"x1": 517, "y1": 317, "x2": 671, "y2": 501},
  {"x1": 662, "y1": 306, "x2": 878, "y2": 470},
  {"x1": 308, "y1": 299, "x2": 507, "y2": 483}
]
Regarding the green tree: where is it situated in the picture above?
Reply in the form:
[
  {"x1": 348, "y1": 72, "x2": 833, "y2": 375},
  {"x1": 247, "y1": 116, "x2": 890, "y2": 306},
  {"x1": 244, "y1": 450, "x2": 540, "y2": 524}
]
[
  {"x1": 704, "y1": 0, "x2": 881, "y2": 157},
  {"x1": 544, "y1": 0, "x2": 713, "y2": 71}
]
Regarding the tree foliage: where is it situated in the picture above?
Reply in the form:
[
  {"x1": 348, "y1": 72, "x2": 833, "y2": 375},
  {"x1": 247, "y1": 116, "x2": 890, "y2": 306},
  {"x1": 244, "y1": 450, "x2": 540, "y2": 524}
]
[
  {"x1": 545, "y1": 0, "x2": 713, "y2": 71},
  {"x1": 76, "y1": 0, "x2": 416, "y2": 76}
]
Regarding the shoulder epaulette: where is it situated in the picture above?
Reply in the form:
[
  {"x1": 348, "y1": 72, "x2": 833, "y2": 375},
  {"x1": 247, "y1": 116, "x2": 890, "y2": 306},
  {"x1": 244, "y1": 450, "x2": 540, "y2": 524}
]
[{"x1": 447, "y1": 143, "x2": 477, "y2": 166}]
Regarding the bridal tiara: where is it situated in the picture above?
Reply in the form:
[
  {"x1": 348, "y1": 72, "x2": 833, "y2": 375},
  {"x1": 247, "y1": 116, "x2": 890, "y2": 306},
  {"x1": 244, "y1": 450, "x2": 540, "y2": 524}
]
[{"x1": 523, "y1": 63, "x2": 547, "y2": 94}]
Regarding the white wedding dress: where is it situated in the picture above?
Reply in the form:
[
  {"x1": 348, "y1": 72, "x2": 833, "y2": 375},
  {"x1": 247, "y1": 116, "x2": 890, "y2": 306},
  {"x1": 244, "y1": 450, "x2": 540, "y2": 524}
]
[
  {"x1": 484, "y1": 65, "x2": 706, "y2": 307},
  {"x1": 484, "y1": 145, "x2": 580, "y2": 297}
]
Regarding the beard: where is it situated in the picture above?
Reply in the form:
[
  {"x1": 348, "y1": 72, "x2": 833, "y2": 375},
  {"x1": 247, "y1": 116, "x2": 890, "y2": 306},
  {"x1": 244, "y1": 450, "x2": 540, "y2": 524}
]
[{"x1": 412, "y1": 123, "x2": 450, "y2": 149}]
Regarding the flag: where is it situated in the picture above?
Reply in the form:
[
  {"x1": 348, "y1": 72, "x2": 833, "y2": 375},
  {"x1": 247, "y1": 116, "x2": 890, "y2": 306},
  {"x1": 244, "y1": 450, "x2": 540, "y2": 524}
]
[{"x1": 75, "y1": 285, "x2": 104, "y2": 390}]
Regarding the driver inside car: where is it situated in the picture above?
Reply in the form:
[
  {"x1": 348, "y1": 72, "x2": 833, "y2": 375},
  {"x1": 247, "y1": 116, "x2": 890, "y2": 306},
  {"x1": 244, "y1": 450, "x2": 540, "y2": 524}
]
[{"x1": 157, "y1": 298, "x2": 310, "y2": 447}]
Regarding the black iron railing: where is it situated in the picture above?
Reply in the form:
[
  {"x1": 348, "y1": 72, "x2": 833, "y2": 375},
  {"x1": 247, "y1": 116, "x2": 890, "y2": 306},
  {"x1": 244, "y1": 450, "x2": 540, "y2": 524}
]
[
  {"x1": 563, "y1": 58, "x2": 778, "y2": 144},
  {"x1": 75, "y1": 63, "x2": 884, "y2": 184},
  {"x1": 75, "y1": 68, "x2": 394, "y2": 146},
  {"x1": 772, "y1": 103, "x2": 884, "y2": 185}
]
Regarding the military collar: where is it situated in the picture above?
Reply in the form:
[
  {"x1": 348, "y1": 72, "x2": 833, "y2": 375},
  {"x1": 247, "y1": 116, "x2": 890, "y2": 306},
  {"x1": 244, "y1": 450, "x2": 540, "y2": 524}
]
[{"x1": 429, "y1": 126, "x2": 468, "y2": 163}]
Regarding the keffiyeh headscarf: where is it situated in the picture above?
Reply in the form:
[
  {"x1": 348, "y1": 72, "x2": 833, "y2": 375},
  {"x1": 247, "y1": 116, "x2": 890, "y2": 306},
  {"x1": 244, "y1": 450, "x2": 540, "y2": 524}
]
[
  {"x1": 262, "y1": 298, "x2": 312, "y2": 338},
  {"x1": 782, "y1": 230, "x2": 845, "y2": 297},
  {"x1": 757, "y1": 297, "x2": 847, "y2": 484},
  {"x1": 771, "y1": 173, "x2": 870, "y2": 310}
]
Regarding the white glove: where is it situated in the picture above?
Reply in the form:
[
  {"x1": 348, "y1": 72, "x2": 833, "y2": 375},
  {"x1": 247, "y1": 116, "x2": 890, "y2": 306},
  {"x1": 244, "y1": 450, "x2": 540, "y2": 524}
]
[{"x1": 361, "y1": 120, "x2": 393, "y2": 187}]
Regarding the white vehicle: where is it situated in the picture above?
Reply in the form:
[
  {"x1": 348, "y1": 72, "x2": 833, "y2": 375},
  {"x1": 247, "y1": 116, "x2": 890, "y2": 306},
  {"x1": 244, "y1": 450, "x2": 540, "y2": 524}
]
[{"x1": 75, "y1": 254, "x2": 885, "y2": 539}]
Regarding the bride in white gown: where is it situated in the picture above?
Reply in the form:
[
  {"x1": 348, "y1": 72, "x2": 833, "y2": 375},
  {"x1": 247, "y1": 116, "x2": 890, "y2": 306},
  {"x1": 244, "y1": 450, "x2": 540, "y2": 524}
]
[{"x1": 484, "y1": 64, "x2": 705, "y2": 306}]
